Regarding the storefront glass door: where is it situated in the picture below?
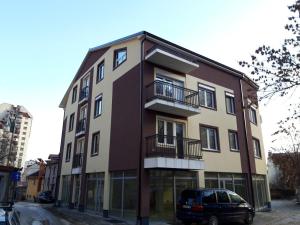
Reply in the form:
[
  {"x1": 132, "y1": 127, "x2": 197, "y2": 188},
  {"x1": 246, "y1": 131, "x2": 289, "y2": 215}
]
[{"x1": 150, "y1": 170, "x2": 197, "y2": 223}]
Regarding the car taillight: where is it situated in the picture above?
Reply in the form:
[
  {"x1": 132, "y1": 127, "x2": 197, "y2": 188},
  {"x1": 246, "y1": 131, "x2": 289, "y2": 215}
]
[{"x1": 191, "y1": 204, "x2": 204, "y2": 212}]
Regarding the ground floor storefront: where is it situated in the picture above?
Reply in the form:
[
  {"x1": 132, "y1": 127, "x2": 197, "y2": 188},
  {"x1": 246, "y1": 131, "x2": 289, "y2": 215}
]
[{"x1": 58, "y1": 170, "x2": 270, "y2": 224}]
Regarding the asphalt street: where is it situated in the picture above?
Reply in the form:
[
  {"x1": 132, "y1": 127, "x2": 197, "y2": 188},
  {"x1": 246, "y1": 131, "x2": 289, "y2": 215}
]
[{"x1": 13, "y1": 202, "x2": 69, "y2": 225}]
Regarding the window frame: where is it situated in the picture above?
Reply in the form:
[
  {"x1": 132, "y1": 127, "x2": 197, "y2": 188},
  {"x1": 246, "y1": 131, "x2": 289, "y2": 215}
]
[
  {"x1": 253, "y1": 137, "x2": 262, "y2": 158},
  {"x1": 94, "y1": 94, "x2": 103, "y2": 118},
  {"x1": 198, "y1": 83, "x2": 217, "y2": 110},
  {"x1": 228, "y1": 130, "x2": 239, "y2": 152},
  {"x1": 65, "y1": 143, "x2": 72, "y2": 162},
  {"x1": 249, "y1": 106, "x2": 257, "y2": 125},
  {"x1": 72, "y1": 86, "x2": 77, "y2": 104},
  {"x1": 113, "y1": 48, "x2": 127, "y2": 69},
  {"x1": 200, "y1": 124, "x2": 220, "y2": 152},
  {"x1": 96, "y1": 61, "x2": 105, "y2": 83},
  {"x1": 225, "y1": 92, "x2": 236, "y2": 115},
  {"x1": 91, "y1": 131, "x2": 100, "y2": 156},
  {"x1": 69, "y1": 113, "x2": 75, "y2": 132}
]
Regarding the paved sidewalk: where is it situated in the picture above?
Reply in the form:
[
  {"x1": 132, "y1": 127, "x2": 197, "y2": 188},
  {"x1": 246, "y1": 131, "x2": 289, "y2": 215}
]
[
  {"x1": 45, "y1": 207, "x2": 129, "y2": 225},
  {"x1": 253, "y1": 199, "x2": 300, "y2": 225}
]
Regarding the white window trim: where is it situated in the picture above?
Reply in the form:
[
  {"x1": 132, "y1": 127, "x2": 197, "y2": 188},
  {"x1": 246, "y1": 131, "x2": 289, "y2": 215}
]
[
  {"x1": 229, "y1": 131, "x2": 239, "y2": 151},
  {"x1": 201, "y1": 127, "x2": 218, "y2": 151},
  {"x1": 199, "y1": 85, "x2": 216, "y2": 109},
  {"x1": 156, "y1": 118, "x2": 186, "y2": 146},
  {"x1": 94, "y1": 94, "x2": 103, "y2": 117}
]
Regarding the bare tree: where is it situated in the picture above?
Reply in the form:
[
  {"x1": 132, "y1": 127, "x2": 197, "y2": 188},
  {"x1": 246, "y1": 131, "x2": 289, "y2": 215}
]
[
  {"x1": 270, "y1": 126, "x2": 300, "y2": 201},
  {"x1": 239, "y1": 1, "x2": 300, "y2": 131}
]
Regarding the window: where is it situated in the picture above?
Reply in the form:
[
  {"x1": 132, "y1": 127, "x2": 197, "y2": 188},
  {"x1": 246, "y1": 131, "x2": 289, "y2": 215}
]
[
  {"x1": 225, "y1": 93, "x2": 235, "y2": 114},
  {"x1": 114, "y1": 48, "x2": 127, "y2": 68},
  {"x1": 216, "y1": 191, "x2": 230, "y2": 203},
  {"x1": 22, "y1": 137, "x2": 26, "y2": 140},
  {"x1": 199, "y1": 84, "x2": 216, "y2": 109},
  {"x1": 72, "y1": 86, "x2": 77, "y2": 103},
  {"x1": 253, "y1": 138, "x2": 261, "y2": 158},
  {"x1": 96, "y1": 61, "x2": 104, "y2": 83},
  {"x1": 24, "y1": 121, "x2": 28, "y2": 125},
  {"x1": 69, "y1": 113, "x2": 75, "y2": 131},
  {"x1": 94, "y1": 95, "x2": 103, "y2": 117},
  {"x1": 249, "y1": 107, "x2": 257, "y2": 124},
  {"x1": 22, "y1": 132, "x2": 26, "y2": 135},
  {"x1": 157, "y1": 119, "x2": 185, "y2": 145},
  {"x1": 91, "y1": 132, "x2": 100, "y2": 156},
  {"x1": 202, "y1": 190, "x2": 217, "y2": 204},
  {"x1": 200, "y1": 125, "x2": 219, "y2": 151},
  {"x1": 23, "y1": 126, "x2": 27, "y2": 130},
  {"x1": 66, "y1": 143, "x2": 72, "y2": 162},
  {"x1": 228, "y1": 191, "x2": 243, "y2": 204},
  {"x1": 228, "y1": 130, "x2": 239, "y2": 151}
]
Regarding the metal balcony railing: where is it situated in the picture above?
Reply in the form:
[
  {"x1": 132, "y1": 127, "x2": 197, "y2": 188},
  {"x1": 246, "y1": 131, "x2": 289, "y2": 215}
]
[
  {"x1": 73, "y1": 153, "x2": 83, "y2": 168},
  {"x1": 76, "y1": 118, "x2": 86, "y2": 134},
  {"x1": 79, "y1": 86, "x2": 89, "y2": 101},
  {"x1": 146, "y1": 134, "x2": 202, "y2": 159},
  {"x1": 146, "y1": 81, "x2": 200, "y2": 107}
]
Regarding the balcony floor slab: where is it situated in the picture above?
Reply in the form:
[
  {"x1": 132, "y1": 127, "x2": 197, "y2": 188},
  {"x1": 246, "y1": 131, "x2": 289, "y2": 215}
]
[{"x1": 144, "y1": 157, "x2": 204, "y2": 170}]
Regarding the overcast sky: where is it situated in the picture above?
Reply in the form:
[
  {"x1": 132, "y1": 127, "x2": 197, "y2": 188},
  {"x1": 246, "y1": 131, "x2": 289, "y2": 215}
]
[{"x1": 0, "y1": 0, "x2": 297, "y2": 161}]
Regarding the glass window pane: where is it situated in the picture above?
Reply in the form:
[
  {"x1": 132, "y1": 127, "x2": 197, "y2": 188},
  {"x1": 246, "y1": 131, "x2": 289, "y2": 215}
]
[
  {"x1": 216, "y1": 191, "x2": 230, "y2": 203},
  {"x1": 123, "y1": 178, "x2": 137, "y2": 219},
  {"x1": 166, "y1": 122, "x2": 173, "y2": 144},
  {"x1": 206, "y1": 91, "x2": 214, "y2": 108},
  {"x1": 110, "y1": 177, "x2": 122, "y2": 217},
  {"x1": 158, "y1": 120, "x2": 164, "y2": 143},
  {"x1": 199, "y1": 89, "x2": 205, "y2": 106},
  {"x1": 208, "y1": 128, "x2": 216, "y2": 149},
  {"x1": 202, "y1": 190, "x2": 217, "y2": 204},
  {"x1": 200, "y1": 127, "x2": 208, "y2": 149}
]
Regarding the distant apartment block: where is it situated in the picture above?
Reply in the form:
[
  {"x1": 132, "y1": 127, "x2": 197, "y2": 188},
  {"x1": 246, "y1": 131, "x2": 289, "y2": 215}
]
[
  {"x1": 57, "y1": 31, "x2": 270, "y2": 225},
  {"x1": 0, "y1": 103, "x2": 32, "y2": 168}
]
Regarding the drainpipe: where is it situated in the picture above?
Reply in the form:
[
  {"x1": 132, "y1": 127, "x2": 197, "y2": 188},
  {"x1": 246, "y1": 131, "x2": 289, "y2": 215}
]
[
  {"x1": 137, "y1": 34, "x2": 146, "y2": 225},
  {"x1": 239, "y1": 78, "x2": 255, "y2": 208}
]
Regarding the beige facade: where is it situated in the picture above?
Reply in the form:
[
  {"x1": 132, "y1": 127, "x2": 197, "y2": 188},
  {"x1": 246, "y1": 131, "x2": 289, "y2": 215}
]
[{"x1": 57, "y1": 32, "x2": 270, "y2": 223}]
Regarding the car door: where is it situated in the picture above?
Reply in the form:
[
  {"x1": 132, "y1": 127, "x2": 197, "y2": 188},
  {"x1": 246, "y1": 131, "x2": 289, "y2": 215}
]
[
  {"x1": 201, "y1": 190, "x2": 218, "y2": 218},
  {"x1": 228, "y1": 191, "x2": 248, "y2": 221},
  {"x1": 216, "y1": 190, "x2": 232, "y2": 221}
]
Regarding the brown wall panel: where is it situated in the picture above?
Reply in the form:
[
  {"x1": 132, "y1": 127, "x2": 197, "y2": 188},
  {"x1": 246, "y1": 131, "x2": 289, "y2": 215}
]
[{"x1": 109, "y1": 64, "x2": 141, "y2": 171}]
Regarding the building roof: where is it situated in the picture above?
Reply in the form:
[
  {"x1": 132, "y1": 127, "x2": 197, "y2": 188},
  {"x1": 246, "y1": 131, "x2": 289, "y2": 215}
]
[{"x1": 59, "y1": 31, "x2": 258, "y2": 108}]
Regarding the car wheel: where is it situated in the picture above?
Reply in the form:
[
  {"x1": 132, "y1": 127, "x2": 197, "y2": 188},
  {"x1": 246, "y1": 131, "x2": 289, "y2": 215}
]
[
  {"x1": 244, "y1": 213, "x2": 253, "y2": 225},
  {"x1": 208, "y1": 216, "x2": 218, "y2": 225}
]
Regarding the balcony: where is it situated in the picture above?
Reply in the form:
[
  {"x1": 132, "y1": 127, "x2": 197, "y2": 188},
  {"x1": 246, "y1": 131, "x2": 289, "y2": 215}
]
[
  {"x1": 76, "y1": 118, "x2": 86, "y2": 136},
  {"x1": 72, "y1": 153, "x2": 83, "y2": 174},
  {"x1": 144, "y1": 134, "x2": 204, "y2": 170},
  {"x1": 145, "y1": 48, "x2": 199, "y2": 73},
  {"x1": 79, "y1": 86, "x2": 89, "y2": 102},
  {"x1": 145, "y1": 81, "x2": 200, "y2": 117}
]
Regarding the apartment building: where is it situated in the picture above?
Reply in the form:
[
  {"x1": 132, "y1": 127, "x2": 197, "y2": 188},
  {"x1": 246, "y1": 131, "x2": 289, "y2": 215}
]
[
  {"x1": 57, "y1": 31, "x2": 270, "y2": 225},
  {"x1": 0, "y1": 103, "x2": 32, "y2": 168},
  {"x1": 43, "y1": 154, "x2": 59, "y2": 196}
]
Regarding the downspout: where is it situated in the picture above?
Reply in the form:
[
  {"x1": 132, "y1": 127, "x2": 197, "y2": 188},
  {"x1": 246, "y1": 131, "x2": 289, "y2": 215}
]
[
  {"x1": 239, "y1": 78, "x2": 255, "y2": 208},
  {"x1": 137, "y1": 35, "x2": 146, "y2": 225}
]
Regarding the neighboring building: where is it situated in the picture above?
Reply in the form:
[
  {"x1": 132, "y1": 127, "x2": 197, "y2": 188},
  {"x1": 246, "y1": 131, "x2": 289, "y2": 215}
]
[
  {"x1": 57, "y1": 31, "x2": 270, "y2": 224},
  {"x1": 25, "y1": 159, "x2": 45, "y2": 201},
  {"x1": 43, "y1": 154, "x2": 59, "y2": 196},
  {"x1": 0, "y1": 165, "x2": 19, "y2": 203},
  {"x1": 0, "y1": 103, "x2": 33, "y2": 168}
]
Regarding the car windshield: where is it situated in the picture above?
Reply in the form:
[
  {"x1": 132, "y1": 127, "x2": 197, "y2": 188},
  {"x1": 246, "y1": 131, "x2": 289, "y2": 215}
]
[{"x1": 180, "y1": 190, "x2": 198, "y2": 204}]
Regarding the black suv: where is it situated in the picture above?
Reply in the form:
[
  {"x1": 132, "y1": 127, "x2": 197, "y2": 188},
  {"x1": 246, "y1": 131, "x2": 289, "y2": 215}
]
[{"x1": 176, "y1": 189, "x2": 254, "y2": 225}]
